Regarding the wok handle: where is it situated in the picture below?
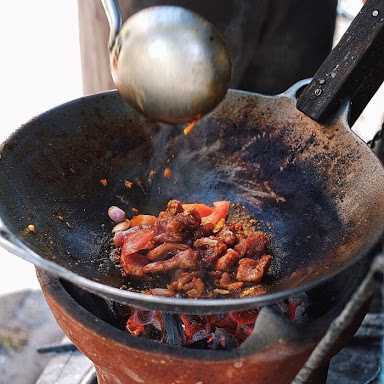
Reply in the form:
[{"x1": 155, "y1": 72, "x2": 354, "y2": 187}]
[{"x1": 297, "y1": 0, "x2": 384, "y2": 126}]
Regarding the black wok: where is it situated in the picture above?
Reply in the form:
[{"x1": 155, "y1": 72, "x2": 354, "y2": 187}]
[{"x1": 0, "y1": 0, "x2": 384, "y2": 314}]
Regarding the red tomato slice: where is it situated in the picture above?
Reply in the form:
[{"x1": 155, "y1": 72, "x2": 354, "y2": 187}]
[
  {"x1": 121, "y1": 229, "x2": 154, "y2": 258},
  {"x1": 114, "y1": 225, "x2": 153, "y2": 247},
  {"x1": 130, "y1": 215, "x2": 157, "y2": 227},
  {"x1": 182, "y1": 203, "x2": 213, "y2": 217},
  {"x1": 201, "y1": 201, "x2": 230, "y2": 225}
]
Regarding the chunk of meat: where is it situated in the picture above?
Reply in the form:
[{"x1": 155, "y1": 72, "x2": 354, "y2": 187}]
[
  {"x1": 173, "y1": 211, "x2": 201, "y2": 231},
  {"x1": 113, "y1": 225, "x2": 152, "y2": 247},
  {"x1": 182, "y1": 203, "x2": 213, "y2": 217},
  {"x1": 236, "y1": 255, "x2": 272, "y2": 283},
  {"x1": 130, "y1": 215, "x2": 157, "y2": 227},
  {"x1": 113, "y1": 230, "x2": 126, "y2": 247},
  {"x1": 143, "y1": 249, "x2": 198, "y2": 274},
  {"x1": 193, "y1": 223, "x2": 215, "y2": 239},
  {"x1": 112, "y1": 198, "x2": 273, "y2": 301},
  {"x1": 218, "y1": 272, "x2": 244, "y2": 291},
  {"x1": 235, "y1": 231, "x2": 269, "y2": 258},
  {"x1": 121, "y1": 229, "x2": 155, "y2": 258},
  {"x1": 215, "y1": 249, "x2": 240, "y2": 272},
  {"x1": 228, "y1": 222, "x2": 245, "y2": 236},
  {"x1": 217, "y1": 228, "x2": 238, "y2": 247},
  {"x1": 194, "y1": 237, "x2": 227, "y2": 266},
  {"x1": 166, "y1": 200, "x2": 184, "y2": 215},
  {"x1": 240, "y1": 285, "x2": 267, "y2": 297},
  {"x1": 120, "y1": 253, "x2": 147, "y2": 277},
  {"x1": 155, "y1": 210, "x2": 201, "y2": 243},
  {"x1": 147, "y1": 243, "x2": 189, "y2": 261},
  {"x1": 147, "y1": 288, "x2": 176, "y2": 297},
  {"x1": 202, "y1": 201, "x2": 230, "y2": 226},
  {"x1": 153, "y1": 231, "x2": 183, "y2": 244},
  {"x1": 168, "y1": 271, "x2": 205, "y2": 298}
]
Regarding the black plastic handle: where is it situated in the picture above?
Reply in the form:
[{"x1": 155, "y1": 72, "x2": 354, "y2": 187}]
[{"x1": 297, "y1": 0, "x2": 384, "y2": 126}]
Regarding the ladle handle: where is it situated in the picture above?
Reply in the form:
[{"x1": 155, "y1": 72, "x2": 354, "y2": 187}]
[
  {"x1": 100, "y1": 0, "x2": 123, "y2": 49},
  {"x1": 297, "y1": 0, "x2": 384, "y2": 126}
]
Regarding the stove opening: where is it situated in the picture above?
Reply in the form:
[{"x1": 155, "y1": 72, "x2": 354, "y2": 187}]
[{"x1": 61, "y1": 279, "x2": 309, "y2": 351}]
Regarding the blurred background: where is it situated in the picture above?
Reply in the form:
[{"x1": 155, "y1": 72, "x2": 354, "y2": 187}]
[
  {"x1": 0, "y1": 0, "x2": 383, "y2": 296},
  {"x1": 0, "y1": 0, "x2": 81, "y2": 295}
]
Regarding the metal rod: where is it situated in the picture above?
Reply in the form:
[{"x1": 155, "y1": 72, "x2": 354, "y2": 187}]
[
  {"x1": 292, "y1": 253, "x2": 384, "y2": 384},
  {"x1": 100, "y1": 0, "x2": 122, "y2": 49},
  {"x1": 37, "y1": 342, "x2": 77, "y2": 354}
]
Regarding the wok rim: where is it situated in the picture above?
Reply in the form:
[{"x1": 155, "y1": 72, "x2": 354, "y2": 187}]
[
  {"x1": 0, "y1": 224, "x2": 380, "y2": 313},
  {"x1": 0, "y1": 84, "x2": 383, "y2": 313}
]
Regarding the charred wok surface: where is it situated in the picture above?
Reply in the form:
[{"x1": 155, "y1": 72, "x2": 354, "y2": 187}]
[
  {"x1": 112, "y1": 200, "x2": 272, "y2": 298},
  {"x1": 0, "y1": 90, "x2": 383, "y2": 313}
]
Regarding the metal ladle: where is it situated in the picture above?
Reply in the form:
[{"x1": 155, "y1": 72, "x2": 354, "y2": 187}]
[{"x1": 100, "y1": 0, "x2": 232, "y2": 124}]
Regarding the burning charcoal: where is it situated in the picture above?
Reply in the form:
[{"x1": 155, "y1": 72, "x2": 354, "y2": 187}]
[
  {"x1": 191, "y1": 329, "x2": 210, "y2": 343},
  {"x1": 179, "y1": 314, "x2": 208, "y2": 344},
  {"x1": 161, "y1": 313, "x2": 185, "y2": 346},
  {"x1": 126, "y1": 310, "x2": 146, "y2": 336},
  {"x1": 208, "y1": 328, "x2": 238, "y2": 350},
  {"x1": 282, "y1": 294, "x2": 309, "y2": 322},
  {"x1": 126, "y1": 310, "x2": 162, "y2": 337}
]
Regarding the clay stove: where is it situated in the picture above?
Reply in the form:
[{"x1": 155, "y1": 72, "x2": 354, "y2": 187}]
[{"x1": 37, "y1": 256, "x2": 370, "y2": 384}]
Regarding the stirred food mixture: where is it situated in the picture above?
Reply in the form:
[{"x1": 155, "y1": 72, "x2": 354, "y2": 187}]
[
  {"x1": 109, "y1": 200, "x2": 272, "y2": 299},
  {"x1": 108, "y1": 201, "x2": 306, "y2": 349}
]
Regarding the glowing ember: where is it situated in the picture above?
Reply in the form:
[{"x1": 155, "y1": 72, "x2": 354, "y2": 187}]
[
  {"x1": 163, "y1": 167, "x2": 173, "y2": 178},
  {"x1": 124, "y1": 180, "x2": 134, "y2": 189},
  {"x1": 99, "y1": 178, "x2": 108, "y2": 187},
  {"x1": 124, "y1": 296, "x2": 306, "y2": 350},
  {"x1": 183, "y1": 116, "x2": 201, "y2": 136}
]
